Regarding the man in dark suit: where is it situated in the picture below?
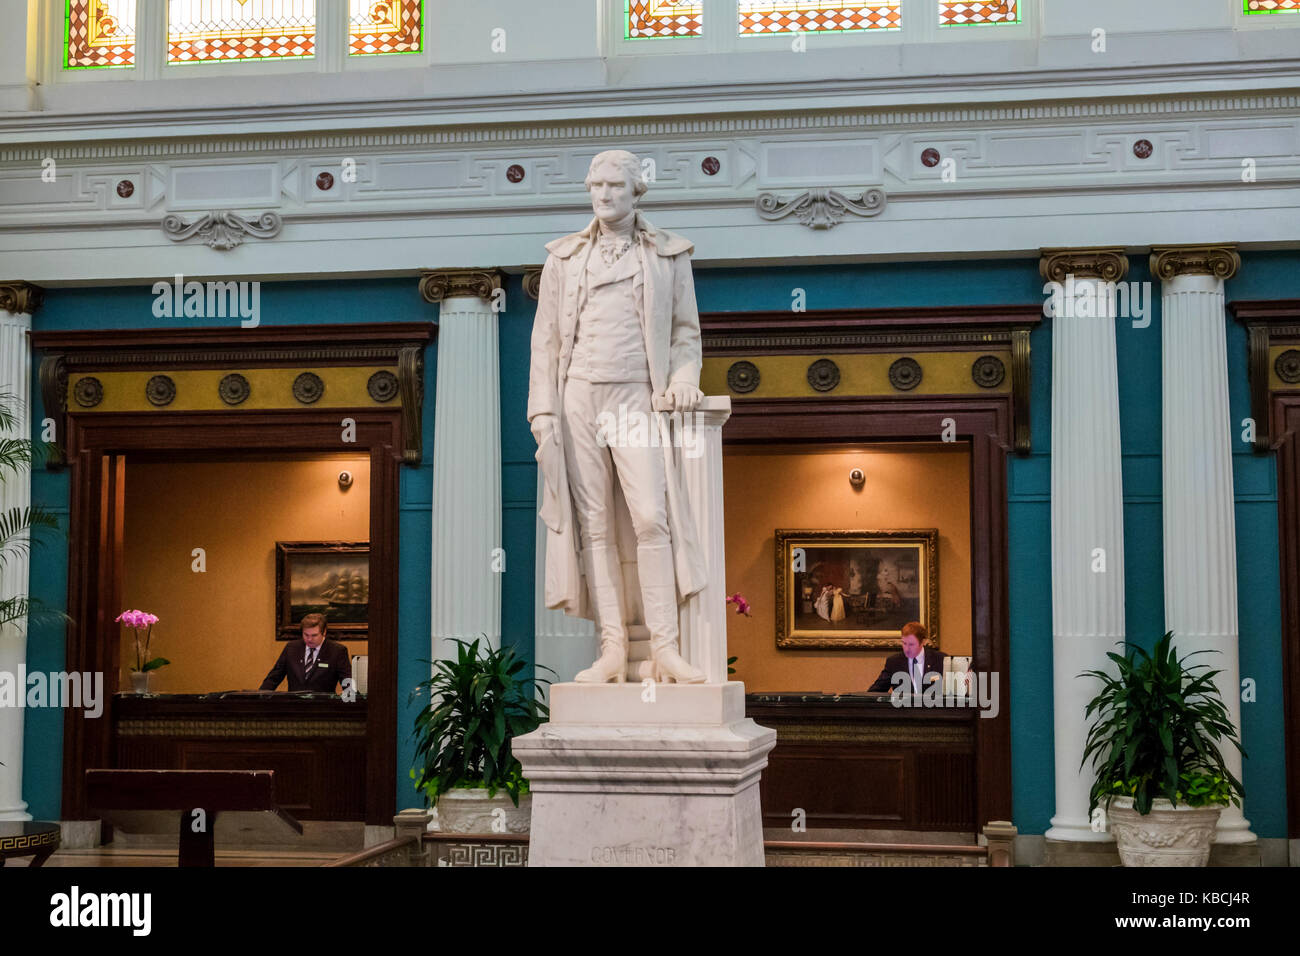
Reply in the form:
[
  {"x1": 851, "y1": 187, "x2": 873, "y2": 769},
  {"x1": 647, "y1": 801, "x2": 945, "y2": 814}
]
[
  {"x1": 260, "y1": 613, "x2": 353, "y2": 693},
  {"x1": 868, "y1": 622, "x2": 947, "y2": 694}
]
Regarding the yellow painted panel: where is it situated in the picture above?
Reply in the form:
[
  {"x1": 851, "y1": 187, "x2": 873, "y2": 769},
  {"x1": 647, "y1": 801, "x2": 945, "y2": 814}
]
[
  {"x1": 69, "y1": 367, "x2": 400, "y2": 412},
  {"x1": 702, "y1": 351, "x2": 1012, "y2": 399}
]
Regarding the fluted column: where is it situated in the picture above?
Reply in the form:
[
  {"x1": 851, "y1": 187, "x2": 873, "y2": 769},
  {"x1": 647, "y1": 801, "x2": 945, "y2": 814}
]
[
  {"x1": 1153, "y1": 245, "x2": 1253, "y2": 844},
  {"x1": 0, "y1": 282, "x2": 42, "y2": 821},
  {"x1": 1040, "y1": 251, "x2": 1128, "y2": 844},
  {"x1": 421, "y1": 270, "x2": 504, "y2": 660},
  {"x1": 677, "y1": 397, "x2": 731, "y2": 684}
]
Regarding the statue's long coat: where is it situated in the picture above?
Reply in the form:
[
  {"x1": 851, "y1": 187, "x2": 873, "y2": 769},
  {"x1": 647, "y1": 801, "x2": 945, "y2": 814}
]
[{"x1": 527, "y1": 212, "x2": 708, "y2": 619}]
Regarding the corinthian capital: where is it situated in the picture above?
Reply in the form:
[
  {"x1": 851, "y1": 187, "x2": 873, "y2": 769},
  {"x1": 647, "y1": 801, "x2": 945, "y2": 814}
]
[
  {"x1": 0, "y1": 281, "x2": 45, "y2": 316},
  {"x1": 1149, "y1": 245, "x2": 1240, "y2": 282},
  {"x1": 418, "y1": 269, "x2": 505, "y2": 304},
  {"x1": 1038, "y1": 248, "x2": 1129, "y2": 284}
]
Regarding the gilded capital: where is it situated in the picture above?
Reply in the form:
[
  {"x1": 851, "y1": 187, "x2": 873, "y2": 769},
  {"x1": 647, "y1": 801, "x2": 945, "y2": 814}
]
[
  {"x1": 1149, "y1": 245, "x2": 1240, "y2": 282},
  {"x1": 523, "y1": 268, "x2": 543, "y2": 301},
  {"x1": 0, "y1": 281, "x2": 45, "y2": 316},
  {"x1": 1038, "y1": 249, "x2": 1129, "y2": 284},
  {"x1": 418, "y1": 269, "x2": 505, "y2": 304}
]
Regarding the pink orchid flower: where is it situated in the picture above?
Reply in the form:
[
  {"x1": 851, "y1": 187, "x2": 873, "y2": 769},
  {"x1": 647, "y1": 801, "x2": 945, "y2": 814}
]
[{"x1": 726, "y1": 593, "x2": 752, "y2": 617}]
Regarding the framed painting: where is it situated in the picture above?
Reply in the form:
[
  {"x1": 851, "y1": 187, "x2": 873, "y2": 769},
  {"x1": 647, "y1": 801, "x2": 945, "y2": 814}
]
[
  {"x1": 275, "y1": 541, "x2": 370, "y2": 641},
  {"x1": 774, "y1": 529, "x2": 938, "y2": 649}
]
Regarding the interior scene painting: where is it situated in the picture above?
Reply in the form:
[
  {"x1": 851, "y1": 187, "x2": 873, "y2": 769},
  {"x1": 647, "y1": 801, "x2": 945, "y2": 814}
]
[{"x1": 776, "y1": 530, "x2": 938, "y2": 648}]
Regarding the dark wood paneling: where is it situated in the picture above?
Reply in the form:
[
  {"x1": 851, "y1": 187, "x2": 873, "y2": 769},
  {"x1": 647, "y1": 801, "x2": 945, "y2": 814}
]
[
  {"x1": 749, "y1": 698, "x2": 979, "y2": 831},
  {"x1": 1273, "y1": 397, "x2": 1300, "y2": 838}
]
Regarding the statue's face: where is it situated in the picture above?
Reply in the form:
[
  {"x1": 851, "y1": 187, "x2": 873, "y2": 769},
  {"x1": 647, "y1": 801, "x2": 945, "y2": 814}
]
[{"x1": 588, "y1": 159, "x2": 637, "y2": 223}]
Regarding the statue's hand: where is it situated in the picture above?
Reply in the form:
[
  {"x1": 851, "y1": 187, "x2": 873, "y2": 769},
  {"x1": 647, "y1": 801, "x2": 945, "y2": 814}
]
[
  {"x1": 530, "y1": 413, "x2": 557, "y2": 447},
  {"x1": 663, "y1": 382, "x2": 704, "y2": 412}
]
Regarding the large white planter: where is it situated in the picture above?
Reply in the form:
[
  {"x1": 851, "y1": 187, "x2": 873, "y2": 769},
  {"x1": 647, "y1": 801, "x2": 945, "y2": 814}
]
[
  {"x1": 435, "y1": 788, "x2": 532, "y2": 835},
  {"x1": 1106, "y1": 796, "x2": 1224, "y2": 867}
]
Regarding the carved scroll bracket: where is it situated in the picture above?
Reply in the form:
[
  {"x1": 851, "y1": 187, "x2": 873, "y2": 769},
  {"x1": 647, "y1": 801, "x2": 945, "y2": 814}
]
[
  {"x1": 755, "y1": 188, "x2": 887, "y2": 229},
  {"x1": 162, "y1": 211, "x2": 283, "y2": 250}
]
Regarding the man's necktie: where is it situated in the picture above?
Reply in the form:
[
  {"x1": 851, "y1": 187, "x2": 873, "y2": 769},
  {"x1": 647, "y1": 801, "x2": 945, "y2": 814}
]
[
  {"x1": 306, "y1": 648, "x2": 317, "y2": 675},
  {"x1": 911, "y1": 658, "x2": 919, "y2": 692}
]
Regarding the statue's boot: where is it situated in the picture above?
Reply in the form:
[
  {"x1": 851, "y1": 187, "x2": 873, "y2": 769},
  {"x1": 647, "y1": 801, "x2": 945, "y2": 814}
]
[
  {"x1": 639, "y1": 544, "x2": 705, "y2": 684},
  {"x1": 574, "y1": 545, "x2": 628, "y2": 684}
]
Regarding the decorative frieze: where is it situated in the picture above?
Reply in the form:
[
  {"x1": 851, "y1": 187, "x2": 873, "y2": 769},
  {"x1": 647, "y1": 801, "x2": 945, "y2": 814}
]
[
  {"x1": 419, "y1": 269, "x2": 504, "y2": 304},
  {"x1": 1150, "y1": 245, "x2": 1241, "y2": 282}
]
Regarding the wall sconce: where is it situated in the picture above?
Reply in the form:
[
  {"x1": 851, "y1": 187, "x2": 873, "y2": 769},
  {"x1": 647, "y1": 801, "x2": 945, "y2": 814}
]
[
  {"x1": 338, "y1": 470, "x2": 354, "y2": 490},
  {"x1": 848, "y1": 467, "x2": 865, "y2": 491}
]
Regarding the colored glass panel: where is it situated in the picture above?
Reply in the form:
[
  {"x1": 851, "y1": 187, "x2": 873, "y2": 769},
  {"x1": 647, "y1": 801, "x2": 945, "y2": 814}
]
[
  {"x1": 65, "y1": 0, "x2": 136, "y2": 69},
  {"x1": 167, "y1": 0, "x2": 315, "y2": 64},
  {"x1": 1246, "y1": 0, "x2": 1300, "y2": 12},
  {"x1": 738, "y1": 2, "x2": 902, "y2": 36},
  {"x1": 349, "y1": 0, "x2": 423, "y2": 55},
  {"x1": 939, "y1": 1, "x2": 1019, "y2": 25},
  {"x1": 626, "y1": 0, "x2": 703, "y2": 39}
]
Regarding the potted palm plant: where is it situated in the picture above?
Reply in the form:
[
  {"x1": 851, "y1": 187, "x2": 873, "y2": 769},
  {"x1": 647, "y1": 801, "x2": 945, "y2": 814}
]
[
  {"x1": 0, "y1": 390, "x2": 62, "y2": 636},
  {"x1": 1080, "y1": 631, "x2": 1244, "y2": 867},
  {"x1": 410, "y1": 637, "x2": 549, "y2": 834}
]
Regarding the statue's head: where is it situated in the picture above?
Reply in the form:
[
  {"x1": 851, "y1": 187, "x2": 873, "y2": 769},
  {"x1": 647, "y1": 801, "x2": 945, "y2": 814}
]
[{"x1": 584, "y1": 150, "x2": 646, "y2": 224}]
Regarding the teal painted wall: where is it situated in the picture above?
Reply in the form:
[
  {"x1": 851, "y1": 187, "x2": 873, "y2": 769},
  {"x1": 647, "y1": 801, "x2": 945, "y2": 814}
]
[
  {"x1": 23, "y1": 280, "x2": 436, "y2": 819},
  {"x1": 26, "y1": 254, "x2": 1293, "y2": 837}
]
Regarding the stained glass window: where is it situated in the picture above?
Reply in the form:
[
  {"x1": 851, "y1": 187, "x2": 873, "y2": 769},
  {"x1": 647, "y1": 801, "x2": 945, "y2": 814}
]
[
  {"x1": 1245, "y1": 0, "x2": 1300, "y2": 12},
  {"x1": 738, "y1": 2, "x2": 902, "y2": 36},
  {"x1": 167, "y1": 0, "x2": 315, "y2": 64},
  {"x1": 626, "y1": 0, "x2": 703, "y2": 39},
  {"x1": 65, "y1": 0, "x2": 136, "y2": 69},
  {"x1": 940, "y1": 1, "x2": 1020, "y2": 26},
  {"x1": 350, "y1": 0, "x2": 423, "y2": 55}
]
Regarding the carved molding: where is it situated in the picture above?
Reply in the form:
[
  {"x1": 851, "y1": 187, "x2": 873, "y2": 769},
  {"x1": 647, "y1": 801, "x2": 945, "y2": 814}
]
[
  {"x1": 523, "y1": 268, "x2": 543, "y2": 301},
  {"x1": 161, "y1": 210, "x2": 283, "y2": 250},
  {"x1": 755, "y1": 188, "x2": 886, "y2": 229},
  {"x1": 37, "y1": 355, "x2": 68, "y2": 469},
  {"x1": 398, "y1": 344, "x2": 424, "y2": 464},
  {"x1": 0, "y1": 281, "x2": 45, "y2": 316},
  {"x1": 116, "y1": 719, "x2": 366, "y2": 738},
  {"x1": 1229, "y1": 301, "x2": 1300, "y2": 454},
  {"x1": 1149, "y1": 245, "x2": 1240, "y2": 282},
  {"x1": 1038, "y1": 248, "x2": 1130, "y2": 283},
  {"x1": 419, "y1": 269, "x2": 505, "y2": 303},
  {"x1": 1011, "y1": 328, "x2": 1032, "y2": 455}
]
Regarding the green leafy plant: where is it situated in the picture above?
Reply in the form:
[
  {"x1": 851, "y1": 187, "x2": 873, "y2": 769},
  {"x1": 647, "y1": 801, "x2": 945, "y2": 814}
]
[
  {"x1": 409, "y1": 638, "x2": 551, "y2": 807},
  {"x1": 727, "y1": 655, "x2": 737, "y2": 677},
  {"x1": 1081, "y1": 631, "x2": 1244, "y2": 816},
  {"x1": 0, "y1": 390, "x2": 65, "y2": 633}
]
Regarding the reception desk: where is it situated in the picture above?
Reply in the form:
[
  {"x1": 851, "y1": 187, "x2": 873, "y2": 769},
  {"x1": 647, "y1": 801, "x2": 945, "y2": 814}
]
[
  {"x1": 746, "y1": 693, "x2": 979, "y2": 832},
  {"x1": 113, "y1": 693, "x2": 368, "y2": 822}
]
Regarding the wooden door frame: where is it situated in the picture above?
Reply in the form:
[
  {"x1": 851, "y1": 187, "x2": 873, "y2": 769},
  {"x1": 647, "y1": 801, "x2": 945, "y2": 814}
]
[
  {"x1": 702, "y1": 304, "x2": 1039, "y2": 828},
  {"x1": 723, "y1": 398, "x2": 1014, "y2": 827},
  {"x1": 57, "y1": 410, "x2": 403, "y2": 825}
]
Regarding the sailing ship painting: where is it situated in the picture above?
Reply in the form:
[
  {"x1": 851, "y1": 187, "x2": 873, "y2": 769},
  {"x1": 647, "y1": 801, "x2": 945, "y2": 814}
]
[{"x1": 276, "y1": 542, "x2": 370, "y2": 639}]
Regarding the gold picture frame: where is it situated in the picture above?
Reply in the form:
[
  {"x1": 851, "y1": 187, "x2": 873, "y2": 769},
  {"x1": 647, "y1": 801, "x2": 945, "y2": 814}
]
[{"x1": 775, "y1": 529, "x2": 938, "y2": 649}]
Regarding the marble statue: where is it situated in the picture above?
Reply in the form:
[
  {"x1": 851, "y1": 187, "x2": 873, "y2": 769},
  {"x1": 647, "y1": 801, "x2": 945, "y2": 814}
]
[{"x1": 528, "y1": 149, "x2": 708, "y2": 684}]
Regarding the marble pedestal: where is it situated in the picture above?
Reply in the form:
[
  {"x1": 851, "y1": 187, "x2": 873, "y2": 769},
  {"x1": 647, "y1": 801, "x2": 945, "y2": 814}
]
[{"x1": 513, "y1": 681, "x2": 775, "y2": 866}]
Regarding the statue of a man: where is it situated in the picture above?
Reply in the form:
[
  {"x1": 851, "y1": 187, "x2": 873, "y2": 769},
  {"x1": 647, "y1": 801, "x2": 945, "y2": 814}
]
[{"x1": 528, "y1": 149, "x2": 708, "y2": 684}]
